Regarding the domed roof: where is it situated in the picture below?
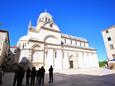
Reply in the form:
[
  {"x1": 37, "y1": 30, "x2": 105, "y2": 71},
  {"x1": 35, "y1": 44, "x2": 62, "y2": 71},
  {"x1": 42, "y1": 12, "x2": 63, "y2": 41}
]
[
  {"x1": 19, "y1": 35, "x2": 40, "y2": 41},
  {"x1": 19, "y1": 35, "x2": 30, "y2": 41},
  {"x1": 37, "y1": 11, "x2": 53, "y2": 24},
  {"x1": 39, "y1": 12, "x2": 52, "y2": 19}
]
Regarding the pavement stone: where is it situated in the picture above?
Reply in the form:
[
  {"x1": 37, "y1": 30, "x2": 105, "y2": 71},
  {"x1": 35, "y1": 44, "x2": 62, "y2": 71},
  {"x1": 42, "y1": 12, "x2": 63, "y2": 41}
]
[{"x1": 1, "y1": 68, "x2": 115, "y2": 86}]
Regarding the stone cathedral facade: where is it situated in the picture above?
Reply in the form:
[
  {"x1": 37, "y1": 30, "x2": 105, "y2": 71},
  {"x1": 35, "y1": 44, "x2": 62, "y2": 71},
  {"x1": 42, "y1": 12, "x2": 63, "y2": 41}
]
[{"x1": 17, "y1": 11, "x2": 99, "y2": 70}]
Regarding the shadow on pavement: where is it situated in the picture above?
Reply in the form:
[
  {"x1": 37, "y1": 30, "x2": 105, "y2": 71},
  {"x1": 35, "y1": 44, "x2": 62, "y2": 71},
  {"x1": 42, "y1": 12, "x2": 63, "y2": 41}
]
[{"x1": 2, "y1": 72, "x2": 115, "y2": 86}]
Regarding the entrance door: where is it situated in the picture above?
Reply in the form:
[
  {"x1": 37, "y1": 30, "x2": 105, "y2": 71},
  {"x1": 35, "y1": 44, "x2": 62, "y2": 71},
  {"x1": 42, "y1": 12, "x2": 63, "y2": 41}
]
[{"x1": 70, "y1": 61, "x2": 73, "y2": 68}]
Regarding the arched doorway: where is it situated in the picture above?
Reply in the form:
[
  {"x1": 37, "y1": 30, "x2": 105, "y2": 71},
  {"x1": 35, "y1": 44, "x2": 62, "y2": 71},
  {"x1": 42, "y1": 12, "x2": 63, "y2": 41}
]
[
  {"x1": 31, "y1": 44, "x2": 44, "y2": 69},
  {"x1": 69, "y1": 55, "x2": 74, "y2": 69}
]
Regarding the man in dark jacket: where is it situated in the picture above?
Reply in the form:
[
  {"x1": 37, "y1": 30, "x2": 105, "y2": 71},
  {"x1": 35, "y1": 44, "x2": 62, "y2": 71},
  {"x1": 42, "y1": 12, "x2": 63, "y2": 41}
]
[
  {"x1": 26, "y1": 67, "x2": 31, "y2": 85},
  {"x1": 48, "y1": 65, "x2": 53, "y2": 83},
  {"x1": 41, "y1": 66, "x2": 45, "y2": 85},
  {"x1": 31, "y1": 67, "x2": 36, "y2": 86}
]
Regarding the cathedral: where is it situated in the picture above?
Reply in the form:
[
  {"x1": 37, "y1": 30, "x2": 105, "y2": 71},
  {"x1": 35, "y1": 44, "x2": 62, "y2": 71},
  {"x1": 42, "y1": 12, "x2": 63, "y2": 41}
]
[{"x1": 17, "y1": 11, "x2": 99, "y2": 70}]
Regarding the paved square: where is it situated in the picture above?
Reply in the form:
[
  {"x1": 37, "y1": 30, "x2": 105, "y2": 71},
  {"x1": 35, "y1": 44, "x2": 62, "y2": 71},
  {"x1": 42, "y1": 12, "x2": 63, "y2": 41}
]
[{"x1": 2, "y1": 68, "x2": 115, "y2": 86}]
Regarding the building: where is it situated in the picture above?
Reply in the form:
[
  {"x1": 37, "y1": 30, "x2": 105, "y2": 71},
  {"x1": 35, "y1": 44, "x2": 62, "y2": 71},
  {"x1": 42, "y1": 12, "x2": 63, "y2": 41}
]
[
  {"x1": 9, "y1": 46, "x2": 21, "y2": 64},
  {"x1": 0, "y1": 30, "x2": 10, "y2": 67},
  {"x1": 17, "y1": 11, "x2": 99, "y2": 70},
  {"x1": 102, "y1": 26, "x2": 115, "y2": 69},
  {"x1": 4, "y1": 46, "x2": 21, "y2": 72}
]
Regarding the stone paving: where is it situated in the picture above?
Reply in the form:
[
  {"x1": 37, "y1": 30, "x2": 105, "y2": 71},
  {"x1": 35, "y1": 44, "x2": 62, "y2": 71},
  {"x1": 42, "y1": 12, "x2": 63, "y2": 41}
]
[{"x1": 1, "y1": 68, "x2": 115, "y2": 86}]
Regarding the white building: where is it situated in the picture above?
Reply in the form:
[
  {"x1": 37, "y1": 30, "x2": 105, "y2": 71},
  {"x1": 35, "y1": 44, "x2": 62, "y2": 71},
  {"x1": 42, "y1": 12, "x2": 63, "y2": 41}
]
[
  {"x1": 102, "y1": 26, "x2": 115, "y2": 69},
  {"x1": 102, "y1": 26, "x2": 115, "y2": 60},
  {"x1": 17, "y1": 11, "x2": 99, "y2": 70}
]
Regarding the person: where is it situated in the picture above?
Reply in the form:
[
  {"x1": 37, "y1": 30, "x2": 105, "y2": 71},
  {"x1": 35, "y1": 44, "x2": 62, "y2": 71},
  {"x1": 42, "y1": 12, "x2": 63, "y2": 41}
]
[
  {"x1": 36, "y1": 68, "x2": 41, "y2": 85},
  {"x1": 31, "y1": 67, "x2": 36, "y2": 86},
  {"x1": 13, "y1": 65, "x2": 19, "y2": 86},
  {"x1": 13, "y1": 65, "x2": 25, "y2": 86},
  {"x1": 26, "y1": 67, "x2": 31, "y2": 85},
  {"x1": 40, "y1": 66, "x2": 45, "y2": 85},
  {"x1": 17, "y1": 66, "x2": 25, "y2": 86},
  {"x1": 48, "y1": 65, "x2": 53, "y2": 83}
]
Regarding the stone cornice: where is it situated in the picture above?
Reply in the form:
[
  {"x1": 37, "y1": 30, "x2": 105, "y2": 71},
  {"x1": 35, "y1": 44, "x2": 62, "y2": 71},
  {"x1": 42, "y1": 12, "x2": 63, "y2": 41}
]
[
  {"x1": 62, "y1": 44, "x2": 96, "y2": 51},
  {"x1": 41, "y1": 26, "x2": 61, "y2": 33},
  {"x1": 29, "y1": 39, "x2": 45, "y2": 44},
  {"x1": 26, "y1": 40, "x2": 96, "y2": 52},
  {"x1": 22, "y1": 47, "x2": 96, "y2": 54},
  {"x1": 32, "y1": 62, "x2": 43, "y2": 64},
  {"x1": 62, "y1": 36, "x2": 88, "y2": 43},
  {"x1": 29, "y1": 28, "x2": 39, "y2": 33}
]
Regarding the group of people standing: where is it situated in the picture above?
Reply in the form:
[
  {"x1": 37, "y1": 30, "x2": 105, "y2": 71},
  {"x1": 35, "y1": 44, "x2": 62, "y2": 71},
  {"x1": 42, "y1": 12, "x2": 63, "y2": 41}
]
[
  {"x1": 13, "y1": 65, "x2": 25, "y2": 86},
  {"x1": 26, "y1": 66, "x2": 45, "y2": 86},
  {"x1": 13, "y1": 65, "x2": 53, "y2": 86}
]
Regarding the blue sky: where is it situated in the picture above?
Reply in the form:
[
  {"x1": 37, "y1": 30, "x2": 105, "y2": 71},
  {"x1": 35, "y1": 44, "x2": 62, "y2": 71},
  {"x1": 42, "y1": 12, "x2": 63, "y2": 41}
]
[{"x1": 0, "y1": 0, "x2": 115, "y2": 61}]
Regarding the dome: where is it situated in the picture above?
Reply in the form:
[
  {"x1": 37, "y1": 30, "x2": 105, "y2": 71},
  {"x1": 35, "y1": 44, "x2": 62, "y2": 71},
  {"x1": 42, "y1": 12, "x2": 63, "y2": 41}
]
[
  {"x1": 39, "y1": 12, "x2": 52, "y2": 19},
  {"x1": 37, "y1": 11, "x2": 53, "y2": 24},
  {"x1": 19, "y1": 35, "x2": 30, "y2": 41},
  {"x1": 19, "y1": 35, "x2": 40, "y2": 41}
]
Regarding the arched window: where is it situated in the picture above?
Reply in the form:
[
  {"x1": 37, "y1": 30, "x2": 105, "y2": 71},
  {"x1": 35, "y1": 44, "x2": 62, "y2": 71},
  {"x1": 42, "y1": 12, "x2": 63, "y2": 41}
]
[
  {"x1": 75, "y1": 41, "x2": 77, "y2": 45},
  {"x1": 55, "y1": 51, "x2": 57, "y2": 58},
  {"x1": 45, "y1": 18, "x2": 47, "y2": 22},
  {"x1": 63, "y1": 52, "x2": 64, "y2": 58},
  {"x1": 64, "y1": 39, "x2": 66, "y2": 43},
  {"x1": 71, "y1": 40, "x2": 72, "y2": 44},
  {"x1": 48, "y1": 18, "x2": 50, "y2": 22}
]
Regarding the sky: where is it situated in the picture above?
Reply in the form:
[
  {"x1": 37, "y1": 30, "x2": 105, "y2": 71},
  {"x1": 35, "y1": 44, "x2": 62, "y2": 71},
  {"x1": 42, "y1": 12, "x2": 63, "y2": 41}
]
[{"x1": 0, "y1": 0, "x2": 115, "y2": 61}]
